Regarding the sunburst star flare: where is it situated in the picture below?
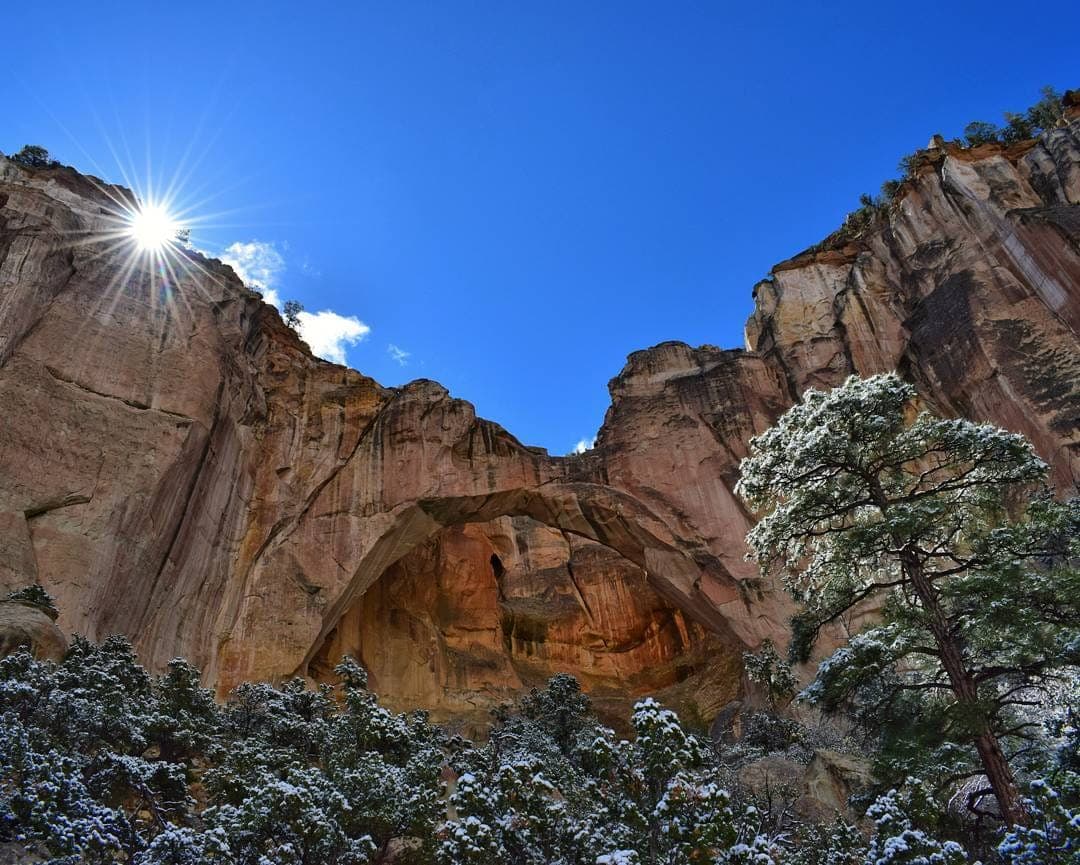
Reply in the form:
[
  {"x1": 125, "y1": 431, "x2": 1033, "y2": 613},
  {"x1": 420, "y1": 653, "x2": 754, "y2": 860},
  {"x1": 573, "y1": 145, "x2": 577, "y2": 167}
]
[{"x1": 126, "y1": 203, "x2": 180, "y2": 252}]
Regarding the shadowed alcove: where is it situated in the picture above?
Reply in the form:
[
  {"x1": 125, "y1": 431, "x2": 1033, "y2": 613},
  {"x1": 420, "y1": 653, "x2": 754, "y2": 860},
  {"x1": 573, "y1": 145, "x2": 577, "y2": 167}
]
[{"x1": 306, "y1": 514, "x2": 743, "y2": 732}]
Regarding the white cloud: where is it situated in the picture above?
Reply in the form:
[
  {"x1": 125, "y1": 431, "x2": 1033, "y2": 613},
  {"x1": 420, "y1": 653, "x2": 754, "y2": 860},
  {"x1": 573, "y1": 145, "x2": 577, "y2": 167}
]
[
  {"x1": 220, "y1": 240, "x2": 285, "y2": 308},
  {"x1": 297, "y1": 310, "x2": 371, "y2": 365},
  {"x1": 218, "y1": 239, "x2": 368, "y2": 365},
  {"x1": 387, "y1": 344, "x2": 410, "y2": 366},
  {"x1": 572, "y1": 436, "x2": 596, "y2": 455}
]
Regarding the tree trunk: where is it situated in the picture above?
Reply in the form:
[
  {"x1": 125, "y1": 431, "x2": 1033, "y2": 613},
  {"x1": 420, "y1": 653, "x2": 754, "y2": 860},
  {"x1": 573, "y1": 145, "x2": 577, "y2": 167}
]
[
  {"x1": 903, "y1": 550, "x2": 1027, "y2": 826},
  {"x1": 973, "y1": 730, "x2": 1027, "y2": 825}
]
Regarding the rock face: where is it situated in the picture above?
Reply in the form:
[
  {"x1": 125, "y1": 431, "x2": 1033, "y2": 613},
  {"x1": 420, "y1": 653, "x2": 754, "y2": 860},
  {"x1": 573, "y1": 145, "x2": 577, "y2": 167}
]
[
  {"x1": 308, "y1": 516, "x2": 741, "y2": 731},
  {"x1": 745, "y1": 130, "x2": 1080, "y2": 489},
  {"x1": 0, "y1": 110, "x2": 1077, "y2": 723},
  {"x1": 0, "y1": 600, "x2": 67, "y2": 661},
  {"x1": 735, "y1": 749, "x2": 875, "y2": 822},
  {"x1": 796, "y1": 750, "x2": 875, "y2": 822}
]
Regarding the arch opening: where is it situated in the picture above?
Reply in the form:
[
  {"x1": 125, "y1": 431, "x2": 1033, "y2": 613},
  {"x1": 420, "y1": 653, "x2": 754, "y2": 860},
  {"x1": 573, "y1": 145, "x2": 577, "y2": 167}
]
[
  {"x1": 299, "y1": 485, "x2": 752, "y2": 673},
  {"x1": 305, "y1": 514, "x2": 744, "y2": 731}
]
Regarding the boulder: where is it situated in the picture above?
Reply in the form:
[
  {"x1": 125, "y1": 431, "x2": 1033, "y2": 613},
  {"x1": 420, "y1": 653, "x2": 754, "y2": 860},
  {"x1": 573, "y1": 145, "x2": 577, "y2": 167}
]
[
  {"x1": 737, "y1": 754, "x2": 806, "y2": 796},
  {"x1": 0, "y1": 600, "x2": 66, "y2": 660},
  {"x1": 795, "y1": 749, "x2": 876, "y2": 822}
]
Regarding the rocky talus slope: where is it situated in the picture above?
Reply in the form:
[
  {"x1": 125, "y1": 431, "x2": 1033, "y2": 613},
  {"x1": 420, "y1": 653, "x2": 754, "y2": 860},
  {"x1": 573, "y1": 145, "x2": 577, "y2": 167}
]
[{"x1": 1, "y1": 111, "x2": 1077, "y2": 726}]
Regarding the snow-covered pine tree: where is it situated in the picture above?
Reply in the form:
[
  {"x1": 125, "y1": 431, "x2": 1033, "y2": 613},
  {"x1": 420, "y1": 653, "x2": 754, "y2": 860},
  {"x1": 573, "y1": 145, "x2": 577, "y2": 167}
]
[{"x1": 736, "y1": 372, "x2": 1080, "y2": 825}]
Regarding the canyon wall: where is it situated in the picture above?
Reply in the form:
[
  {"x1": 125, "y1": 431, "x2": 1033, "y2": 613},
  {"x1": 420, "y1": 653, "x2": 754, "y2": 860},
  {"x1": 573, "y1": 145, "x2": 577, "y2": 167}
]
[{"x1": 0, "y1": 110, "x2": 1077, "y2": 725}]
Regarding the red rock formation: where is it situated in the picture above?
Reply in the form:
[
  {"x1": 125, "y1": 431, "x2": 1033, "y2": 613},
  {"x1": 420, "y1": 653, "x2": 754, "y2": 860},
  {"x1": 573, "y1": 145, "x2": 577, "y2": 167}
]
[
  {"x1": 0, "y1": 111, "x2": 1077, "y2": 722},
  {"x1": 308, "y1": 517, "x2": 740, "y2": 732},
  {"x1": 746, "y1": 131, "x2": 1080, "y2": 488}
]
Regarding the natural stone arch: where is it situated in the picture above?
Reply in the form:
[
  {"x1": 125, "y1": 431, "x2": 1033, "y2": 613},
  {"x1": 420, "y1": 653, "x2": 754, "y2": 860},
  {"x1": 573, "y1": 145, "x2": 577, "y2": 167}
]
[
  {"x1": 294, "y1": 481, "x2": 756, "y2": 680},
  {"x1": 203, "y1": 380, "x2": 791, "y2": 695},
  {"x1": 304, "y1": 514, "x2": 746, "y2": 731}
]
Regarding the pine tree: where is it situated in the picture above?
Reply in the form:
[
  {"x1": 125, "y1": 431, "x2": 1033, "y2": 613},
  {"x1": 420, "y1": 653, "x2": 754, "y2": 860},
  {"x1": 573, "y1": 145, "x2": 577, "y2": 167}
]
[
  {"x1": 518, "y1": 672, "x2": 591, "y2": 754},
  {"x1": 9, "y1": 145, "x2": 55, "y2": 168},
  {"x1": 736, "y1": 373, "x2": 1080, "y2": 826},
  {"x1": 862, "y1": 784, "x2": 970, "y2": 864},
  {"x1": 283, "y1": 300, "x2": 304, "y2": 330},
  {"x1": 742, "y1": 639, "x2": 797, "y2": 709},
  {"x1": 998, "y1": 779, "x2": 1080, "y2": 864}
]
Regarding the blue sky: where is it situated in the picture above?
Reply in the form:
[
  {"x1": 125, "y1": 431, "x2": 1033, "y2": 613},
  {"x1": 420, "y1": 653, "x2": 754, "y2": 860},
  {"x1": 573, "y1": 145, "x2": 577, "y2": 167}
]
[{"x1": 4, "y1": 3, "x2": 1077, "y2": 454}]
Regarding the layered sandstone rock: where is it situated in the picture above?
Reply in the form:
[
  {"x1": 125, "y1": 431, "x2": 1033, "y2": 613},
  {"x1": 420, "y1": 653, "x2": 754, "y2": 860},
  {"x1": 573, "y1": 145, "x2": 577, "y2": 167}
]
[
  {"x1": 0, "y1": 156, "x2": 761, "y2": 714},
  {"x1": 0, "y1": 109, "x2": 1077, "y2": 724},
  {"x1": 745, "y1": 124, "x2": 1080, "y2": 488}
]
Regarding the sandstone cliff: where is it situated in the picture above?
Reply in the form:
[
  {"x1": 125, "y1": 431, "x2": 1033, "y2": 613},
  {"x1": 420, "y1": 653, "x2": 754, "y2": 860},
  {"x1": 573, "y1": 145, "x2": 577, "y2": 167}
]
[{"x1": 1, "y1": 110, "x2": 1077, "y2": 726}]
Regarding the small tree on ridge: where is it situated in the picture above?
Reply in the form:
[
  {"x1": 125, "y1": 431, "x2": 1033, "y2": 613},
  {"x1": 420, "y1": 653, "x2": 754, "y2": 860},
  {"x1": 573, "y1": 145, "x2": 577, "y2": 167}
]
[{"x1": 283, "y1": 299, "x2": 304, "y2": 330}]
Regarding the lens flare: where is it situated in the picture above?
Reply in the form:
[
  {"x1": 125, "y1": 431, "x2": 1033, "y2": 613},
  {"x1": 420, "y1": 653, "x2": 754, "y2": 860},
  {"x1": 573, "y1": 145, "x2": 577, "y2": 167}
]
[
  {"x1": 21, "y1": 126, "x2": 262, "y2": 337},
  {"x1": 127, "y1": 203, "x2": 179, "y2": 251}
]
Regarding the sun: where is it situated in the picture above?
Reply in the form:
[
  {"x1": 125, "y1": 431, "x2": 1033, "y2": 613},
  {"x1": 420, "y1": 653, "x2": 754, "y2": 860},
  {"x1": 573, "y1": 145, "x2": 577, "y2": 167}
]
[{"x1": 127, "y1": 203, "x2": 180, "y2": 252}]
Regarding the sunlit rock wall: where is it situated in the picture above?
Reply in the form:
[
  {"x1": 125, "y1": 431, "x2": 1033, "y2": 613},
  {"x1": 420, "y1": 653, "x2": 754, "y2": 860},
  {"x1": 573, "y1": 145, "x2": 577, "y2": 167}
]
[{"x1": 0, "y1": 107, "x2": 1077, "y2": 723}]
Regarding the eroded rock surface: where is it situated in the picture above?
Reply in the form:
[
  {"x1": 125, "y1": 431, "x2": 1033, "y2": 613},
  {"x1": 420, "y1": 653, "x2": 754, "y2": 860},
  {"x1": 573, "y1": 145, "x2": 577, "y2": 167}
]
[
  {"x1": 0, "y1": 600, "x2": 66, "y2": 661},
  {"x1": 0, "y1": 110, "x2": 1077, "y2": 722},
  {"x1": 746, "y1": 125, "x2": 1080, "y2": 488},
  {"x1": 309, "y1": 516, "x2": 740, "y2": 732}
]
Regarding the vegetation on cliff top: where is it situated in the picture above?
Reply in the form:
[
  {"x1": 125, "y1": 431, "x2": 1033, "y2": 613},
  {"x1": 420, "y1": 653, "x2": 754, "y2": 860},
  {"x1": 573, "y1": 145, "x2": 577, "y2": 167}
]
[
  {"x1": 4, "y1": 145, "x2": 60, "y2": 169},
  {"x1": 795, "y1": 85, "x2": 1074, "y2": 259}
]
